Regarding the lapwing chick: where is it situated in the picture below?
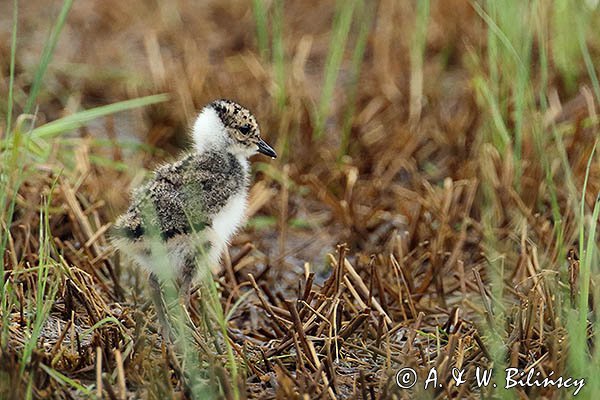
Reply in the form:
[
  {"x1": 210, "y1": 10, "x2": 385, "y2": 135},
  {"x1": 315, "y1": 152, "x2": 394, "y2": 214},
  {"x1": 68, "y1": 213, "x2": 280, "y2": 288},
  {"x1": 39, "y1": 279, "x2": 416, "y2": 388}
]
[{"x1": 112, "y1": 99, "x2": 276, "y2": 334}]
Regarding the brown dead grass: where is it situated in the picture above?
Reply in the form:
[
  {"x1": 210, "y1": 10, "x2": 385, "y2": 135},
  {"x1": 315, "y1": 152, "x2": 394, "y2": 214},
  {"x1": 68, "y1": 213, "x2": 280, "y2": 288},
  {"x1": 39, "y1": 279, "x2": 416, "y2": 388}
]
[{"x1": 1, "y1": 0, "x2": 600, "y2": 399}]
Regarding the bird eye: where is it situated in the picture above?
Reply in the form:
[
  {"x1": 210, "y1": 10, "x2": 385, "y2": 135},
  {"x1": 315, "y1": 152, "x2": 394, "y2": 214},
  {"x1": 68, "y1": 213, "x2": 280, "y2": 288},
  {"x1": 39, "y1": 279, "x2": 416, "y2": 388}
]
[{"x1": 238, "y1": 125, "x2": 251, "y2": 135}]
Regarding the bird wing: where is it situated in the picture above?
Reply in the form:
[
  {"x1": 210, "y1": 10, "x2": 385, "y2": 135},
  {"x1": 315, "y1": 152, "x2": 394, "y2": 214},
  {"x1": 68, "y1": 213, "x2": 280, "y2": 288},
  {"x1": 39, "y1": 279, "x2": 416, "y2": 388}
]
[{"x1": 112, "y1": 151, "x2": 245, "y2": 242}]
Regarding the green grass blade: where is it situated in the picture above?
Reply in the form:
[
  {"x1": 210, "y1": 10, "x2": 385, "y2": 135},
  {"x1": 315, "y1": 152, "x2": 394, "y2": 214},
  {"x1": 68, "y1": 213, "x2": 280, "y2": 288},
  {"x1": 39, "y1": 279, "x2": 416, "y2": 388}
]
[
  {"x1": 339, "y1": 0, "x2": 373, "y2": 157},
  {"x1": 579, "y1": 139, "x2": 598, "y2": 277},
  {"x1": 6, "y1": 0, "x2": 18, "y2": 135},
  {"x1": 30, "y1": 94, "x2": 169, "y2": 140},
  {"x1": 39, "y1": 364, "x2": 93, "y2": 396},
  {"x1": 579, "y1": 140, "x2": 598, "y2": 288},
  {"x1": 472, "y1": 76, "x2": 511, "y2": 150},
  {"x1": 80, "y1": 317, "x2": 125, "y2": 336},
  {"x1": 19, "y1": 184, "x2": 60, "y2": 377},
  {"x1": 0, "y1": 0, "x2": 19, "y2": 331},
  {"x1": 408, "y1": 0, "x2": 430, "y2": 125},
  {"x1": 0, "y1": 115, "x2": 37, "y2": 319},
  {"x1": 272, "y1": 0, "x2": 286, "y2": 109},
  {"x1": 472, "y1": 1, "x2": 524, "y2": 67},
  {"x1": 578, "y1": 23, "x2": 600, "y2": 103},
  {"x1": 252, "y1": 0, "x2": 269, "y2": 59},
  {"x1": 572, "y1": 139, "x2": 599, "y2": 379},
  {"x1": 532, "y1": 0, "x2": 566, "y2": 258},
  {"x1": 552, "y1": 0, "x2": 580, "y2": 92},
  {"x1": 314, "y1": 0, "x2": 358, "y2": 139},
  {"x1": 23, "y1": 0, "x2": 73, "y2": 114}
]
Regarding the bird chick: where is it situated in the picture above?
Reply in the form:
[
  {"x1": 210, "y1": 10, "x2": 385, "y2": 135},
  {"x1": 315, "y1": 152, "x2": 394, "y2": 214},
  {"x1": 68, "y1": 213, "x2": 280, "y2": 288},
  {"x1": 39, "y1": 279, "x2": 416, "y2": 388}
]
[{"x1": 112, "y1": 99, "x2": 276, "y2": 332}]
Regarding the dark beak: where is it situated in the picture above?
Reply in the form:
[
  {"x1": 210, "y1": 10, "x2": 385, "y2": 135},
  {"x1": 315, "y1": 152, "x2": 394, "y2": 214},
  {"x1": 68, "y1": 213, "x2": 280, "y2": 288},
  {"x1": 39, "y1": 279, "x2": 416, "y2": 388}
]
[{"x1": 256, "y1": 139, "x2": 277, "y2": 158}]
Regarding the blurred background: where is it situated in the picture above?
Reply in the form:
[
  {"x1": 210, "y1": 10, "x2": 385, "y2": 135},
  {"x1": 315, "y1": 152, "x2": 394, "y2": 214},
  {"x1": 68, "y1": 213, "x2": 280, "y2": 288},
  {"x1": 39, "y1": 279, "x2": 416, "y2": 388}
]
[{"x1": 1, "y1": 0, "x2": 600, "y2": 398}]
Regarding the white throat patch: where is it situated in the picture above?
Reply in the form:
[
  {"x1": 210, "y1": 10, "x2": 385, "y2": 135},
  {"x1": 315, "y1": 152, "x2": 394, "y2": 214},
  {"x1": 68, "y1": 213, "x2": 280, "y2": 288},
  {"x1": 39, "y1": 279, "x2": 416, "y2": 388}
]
[{"x1": 192, "y1": 107, "x2": 227, "y2": 154}]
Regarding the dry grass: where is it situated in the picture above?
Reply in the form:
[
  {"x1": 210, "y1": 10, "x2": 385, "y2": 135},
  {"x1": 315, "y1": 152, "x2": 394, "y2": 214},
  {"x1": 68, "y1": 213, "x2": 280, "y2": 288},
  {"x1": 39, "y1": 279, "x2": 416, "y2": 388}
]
[{"x1": 1, "y1": 0, "x2": 600, "y2": 399}]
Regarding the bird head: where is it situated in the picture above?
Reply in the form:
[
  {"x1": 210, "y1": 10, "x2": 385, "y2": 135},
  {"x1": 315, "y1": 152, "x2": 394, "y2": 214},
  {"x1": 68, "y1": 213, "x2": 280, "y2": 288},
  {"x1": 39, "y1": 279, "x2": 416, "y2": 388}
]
[{"x1": 192, "y1": 99, "x2": 277, "y2": 159}]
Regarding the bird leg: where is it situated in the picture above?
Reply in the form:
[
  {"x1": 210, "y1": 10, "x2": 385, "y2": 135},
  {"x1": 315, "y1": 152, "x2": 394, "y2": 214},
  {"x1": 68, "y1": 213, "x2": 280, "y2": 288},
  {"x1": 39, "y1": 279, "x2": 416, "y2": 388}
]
[
  {"x1": 178, "y1": 253, "x2": 197, "y2": 310},
  {"x1": 149, "y1": 272, "x2": 173, "y2": 341}
]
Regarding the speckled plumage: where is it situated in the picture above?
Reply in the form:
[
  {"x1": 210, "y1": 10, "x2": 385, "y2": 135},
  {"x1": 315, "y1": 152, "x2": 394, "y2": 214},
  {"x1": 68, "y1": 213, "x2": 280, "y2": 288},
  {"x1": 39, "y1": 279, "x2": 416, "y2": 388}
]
[
  {"x1": 114, "y1": 150, "x2": 246, "y2": 243},
  {"x1": 112, "y1": 99, "x2": 276, "y2": 334}
]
